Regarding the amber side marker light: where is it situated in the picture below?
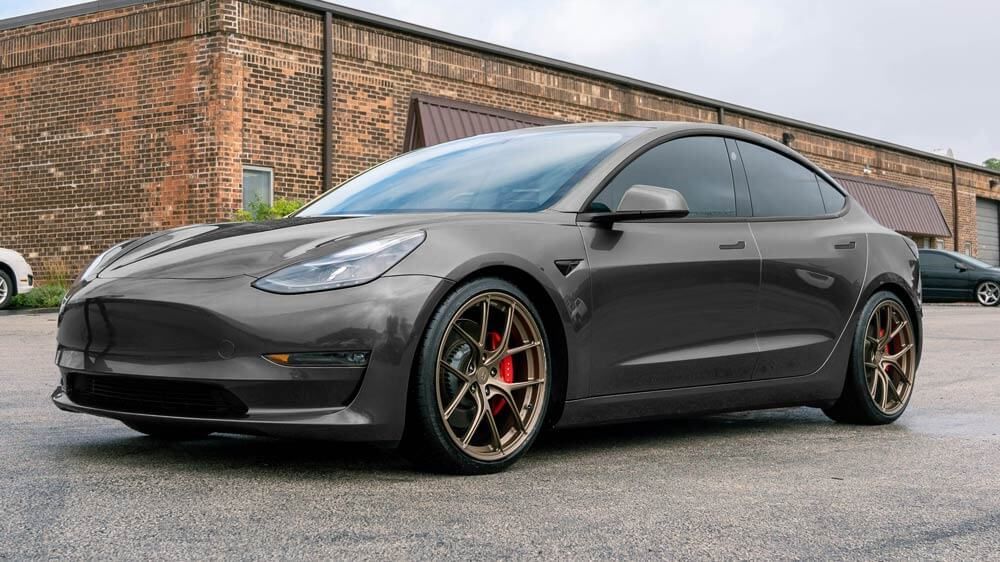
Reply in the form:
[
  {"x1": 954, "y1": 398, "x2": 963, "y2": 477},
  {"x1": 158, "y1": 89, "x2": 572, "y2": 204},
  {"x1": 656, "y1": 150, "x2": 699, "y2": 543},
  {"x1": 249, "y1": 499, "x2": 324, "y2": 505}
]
[{"x1": 264, "y1": 351, "x2": 370, "y2": 367}]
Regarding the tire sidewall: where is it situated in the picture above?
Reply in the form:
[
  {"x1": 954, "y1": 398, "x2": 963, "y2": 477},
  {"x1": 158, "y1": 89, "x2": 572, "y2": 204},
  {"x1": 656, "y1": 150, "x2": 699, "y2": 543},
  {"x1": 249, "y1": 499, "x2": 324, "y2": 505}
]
[
  {"x1": 847, "y1": 290, "x2": 914, "y2": 423},
  {"x1": 407, "y1": 277, "x2": 552, "y2": 474}
]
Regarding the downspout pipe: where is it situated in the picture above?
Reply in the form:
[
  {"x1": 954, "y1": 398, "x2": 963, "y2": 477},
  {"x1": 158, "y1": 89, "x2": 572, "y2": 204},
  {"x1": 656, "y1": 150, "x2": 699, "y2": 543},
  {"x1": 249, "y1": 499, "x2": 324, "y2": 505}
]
[
  {"x1": 952, "y1": 162, "x2": 959, "y2": 251},
  {"x1": 323, "y1": 11, "x2": 333, "y2": 193}
]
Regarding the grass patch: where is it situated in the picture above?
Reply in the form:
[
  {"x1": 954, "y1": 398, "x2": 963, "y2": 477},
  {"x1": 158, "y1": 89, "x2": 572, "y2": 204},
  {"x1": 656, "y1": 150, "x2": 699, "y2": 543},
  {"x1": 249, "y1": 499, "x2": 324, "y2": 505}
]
[{"x1": 11, "y1": 283, "x2": 67, "y2": 309}]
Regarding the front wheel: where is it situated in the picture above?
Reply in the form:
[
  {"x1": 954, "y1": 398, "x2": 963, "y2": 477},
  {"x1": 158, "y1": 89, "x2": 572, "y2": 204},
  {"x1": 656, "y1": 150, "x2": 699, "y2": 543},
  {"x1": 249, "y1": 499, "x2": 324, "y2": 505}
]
[
  {"x1": 823, "y1": 291, "x2": 918, "y2": 424},
  {"x1": 976, "y1": 281, "x2": 1000, "y2": 306},
  {"x1": 403, "y1": 278, "x2": 551, "y2": 475},
  {"x1": 0, "y1": 270, "x2": 14, "y2": 310}
]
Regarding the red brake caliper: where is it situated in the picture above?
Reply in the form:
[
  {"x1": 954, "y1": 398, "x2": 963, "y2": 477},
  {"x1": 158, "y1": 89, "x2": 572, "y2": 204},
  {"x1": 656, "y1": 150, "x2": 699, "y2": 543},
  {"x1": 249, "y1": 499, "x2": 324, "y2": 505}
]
[{"x1": 488, "y1": 331, "x2": 514, "y2": 415}]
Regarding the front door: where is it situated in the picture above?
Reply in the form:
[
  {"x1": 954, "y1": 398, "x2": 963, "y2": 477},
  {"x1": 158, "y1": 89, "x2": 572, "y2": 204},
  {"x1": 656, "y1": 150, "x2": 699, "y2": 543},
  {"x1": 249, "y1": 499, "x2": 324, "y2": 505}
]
[
  {"x1": 581, "y1": 135, "x2": 761, "y2": 396},
  {"x1": 583, "y1": 221, "x2": 761, "y2": 395}
]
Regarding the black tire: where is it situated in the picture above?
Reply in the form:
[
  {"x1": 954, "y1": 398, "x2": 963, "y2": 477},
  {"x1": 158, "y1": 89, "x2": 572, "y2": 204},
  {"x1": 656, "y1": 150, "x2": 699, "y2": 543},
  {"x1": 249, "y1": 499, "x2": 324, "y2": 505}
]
[
  {"x1": 0, "y1": 270, "x2": 14, "y2": 310},
  {"x1": 123, "y1": 420, "x2": 213, "y2": 440},
  {"x1": 402, "y1": 277, "x2": 552, "y2": 475},
  {"x1": 975, "y1": 280, "x2": 1000, "y2": 307},
  {"x1": 823, "y1": 291, "x2": 917, "y2": 425}
]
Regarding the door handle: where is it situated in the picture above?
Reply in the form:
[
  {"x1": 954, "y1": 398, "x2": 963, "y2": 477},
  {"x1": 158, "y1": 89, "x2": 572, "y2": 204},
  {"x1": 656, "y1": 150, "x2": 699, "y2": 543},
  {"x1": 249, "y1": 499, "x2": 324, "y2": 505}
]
[
  {"x1": 719, "y1": 241, "x2": 746, "y2": 250},
  {"x1": 834, "y1": 241, "x2": 856, "y2": 250}
]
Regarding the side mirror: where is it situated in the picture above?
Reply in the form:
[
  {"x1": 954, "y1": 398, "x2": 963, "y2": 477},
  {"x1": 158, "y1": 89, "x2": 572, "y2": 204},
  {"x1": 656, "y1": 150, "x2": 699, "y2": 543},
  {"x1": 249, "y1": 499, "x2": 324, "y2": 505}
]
[
  {"x1": 954, "y1": 262, "x2": 968, "y2": 272},
  {"x1": 590, "y1": 185, "x2": 690, "y2": 224}
]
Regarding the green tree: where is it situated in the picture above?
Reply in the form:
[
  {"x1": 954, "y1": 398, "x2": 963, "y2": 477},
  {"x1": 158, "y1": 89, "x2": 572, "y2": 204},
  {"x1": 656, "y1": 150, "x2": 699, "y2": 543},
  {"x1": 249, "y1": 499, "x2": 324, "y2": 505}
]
[
  {"x1": 985, "y1": 158, "x2": 1000, "y2": 171},
  {"x1": 234, "y1": 198, "x2": 305, "y2": 222}
]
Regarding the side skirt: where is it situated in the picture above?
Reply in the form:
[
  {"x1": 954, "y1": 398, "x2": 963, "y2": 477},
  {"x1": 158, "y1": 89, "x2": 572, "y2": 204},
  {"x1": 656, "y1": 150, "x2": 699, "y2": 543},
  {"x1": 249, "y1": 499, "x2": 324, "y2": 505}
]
[{"x1": 555, "y1": 320, "x2": 853, "y2": 429}]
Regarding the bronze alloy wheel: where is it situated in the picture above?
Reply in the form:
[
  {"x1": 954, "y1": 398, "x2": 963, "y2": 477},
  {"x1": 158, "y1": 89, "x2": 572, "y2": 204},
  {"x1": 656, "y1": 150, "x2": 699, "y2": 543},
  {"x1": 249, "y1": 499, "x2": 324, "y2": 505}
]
[
  {"x1": 434, "y1": 291, "x2": 547, "y2": 461},
  {"x1": 863, "y1": 299, "x2": 917, "y2": 415}
]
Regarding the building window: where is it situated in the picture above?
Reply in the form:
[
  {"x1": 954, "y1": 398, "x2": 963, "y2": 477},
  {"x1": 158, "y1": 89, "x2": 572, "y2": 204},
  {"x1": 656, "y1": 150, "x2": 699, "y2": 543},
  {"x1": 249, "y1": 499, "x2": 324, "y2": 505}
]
[
  {"x1": 909, "y1": 236, "x2": 943, "y2": 249},
  {"x1": 242, "y1": 166, "x2": 273, "y2": 210}
]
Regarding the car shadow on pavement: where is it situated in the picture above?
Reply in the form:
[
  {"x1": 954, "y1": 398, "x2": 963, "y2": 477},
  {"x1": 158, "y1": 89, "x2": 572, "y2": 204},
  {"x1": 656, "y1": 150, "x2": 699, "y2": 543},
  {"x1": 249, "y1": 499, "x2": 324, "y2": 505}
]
[
  {"x1": 532, "y1": 407, "x2": 837, "y2": 454},
  {"x1": 55, "y1": 407, "x2": 898, "y2": 478}
]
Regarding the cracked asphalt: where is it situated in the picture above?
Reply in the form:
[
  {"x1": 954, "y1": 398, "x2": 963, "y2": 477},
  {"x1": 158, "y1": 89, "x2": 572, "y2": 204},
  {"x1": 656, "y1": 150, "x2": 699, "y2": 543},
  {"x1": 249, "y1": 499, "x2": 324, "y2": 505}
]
[{"x1": 1, "y1": 306, "x2": 998, "y2": 560}]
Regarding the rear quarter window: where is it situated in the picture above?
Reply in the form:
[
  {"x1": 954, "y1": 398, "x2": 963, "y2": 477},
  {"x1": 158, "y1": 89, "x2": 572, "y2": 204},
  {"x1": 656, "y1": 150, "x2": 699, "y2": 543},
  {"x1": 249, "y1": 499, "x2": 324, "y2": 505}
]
[
  {"x1": 817, "y1": 177, "x2": 846, "y2": 213},
  {"x1": 737, "y1": 140, "x2": 826, "y2": 218}
]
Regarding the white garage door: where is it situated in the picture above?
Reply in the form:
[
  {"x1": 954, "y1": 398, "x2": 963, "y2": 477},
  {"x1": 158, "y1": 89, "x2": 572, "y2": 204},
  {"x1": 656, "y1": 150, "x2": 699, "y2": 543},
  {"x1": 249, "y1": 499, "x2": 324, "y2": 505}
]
[{"x1": 977, "y1": 198, "x2": 1000, "y2": 266}]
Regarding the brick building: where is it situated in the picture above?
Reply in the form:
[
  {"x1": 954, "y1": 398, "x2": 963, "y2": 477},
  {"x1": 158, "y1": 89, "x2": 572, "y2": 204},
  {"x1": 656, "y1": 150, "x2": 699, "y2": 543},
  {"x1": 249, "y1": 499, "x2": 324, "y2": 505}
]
[{"x1": 1, "y1": 0, "x2": 998, "y2": 281}]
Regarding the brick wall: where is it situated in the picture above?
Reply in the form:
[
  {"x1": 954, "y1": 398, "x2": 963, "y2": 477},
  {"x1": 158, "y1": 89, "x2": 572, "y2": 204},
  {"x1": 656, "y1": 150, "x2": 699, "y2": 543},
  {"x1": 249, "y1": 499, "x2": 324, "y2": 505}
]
[
  {"x1": 1, "y1": 0, "x2": 997, "y2": 281},
  {"x1": 0, "y1": 0, "x2": 227, "y2": 279}
]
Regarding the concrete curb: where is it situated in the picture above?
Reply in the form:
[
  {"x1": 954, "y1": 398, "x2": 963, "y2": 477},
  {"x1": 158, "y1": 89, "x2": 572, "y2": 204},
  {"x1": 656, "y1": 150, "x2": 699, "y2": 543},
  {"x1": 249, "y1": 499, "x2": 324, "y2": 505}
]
[{"x1": 0, "y1": 307, "x2": 59, "y2": 316}]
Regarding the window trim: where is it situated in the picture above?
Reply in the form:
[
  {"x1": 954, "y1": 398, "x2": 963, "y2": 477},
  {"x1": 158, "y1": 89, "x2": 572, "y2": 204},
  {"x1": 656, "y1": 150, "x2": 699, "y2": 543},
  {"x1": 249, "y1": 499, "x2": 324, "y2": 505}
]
[
  {"x1": 578, "y1": 131, "x2": 852, "y2": 224},
  {"x1": 242, "y1": 165, "x2": 274, "y2": 210}
]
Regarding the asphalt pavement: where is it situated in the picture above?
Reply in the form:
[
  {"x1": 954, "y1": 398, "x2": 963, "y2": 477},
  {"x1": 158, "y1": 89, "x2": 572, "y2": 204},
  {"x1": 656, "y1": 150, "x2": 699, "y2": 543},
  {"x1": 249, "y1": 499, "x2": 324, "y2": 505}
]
[{"x1": 1, "y1": 306, "x2": 998, "y2": 560}]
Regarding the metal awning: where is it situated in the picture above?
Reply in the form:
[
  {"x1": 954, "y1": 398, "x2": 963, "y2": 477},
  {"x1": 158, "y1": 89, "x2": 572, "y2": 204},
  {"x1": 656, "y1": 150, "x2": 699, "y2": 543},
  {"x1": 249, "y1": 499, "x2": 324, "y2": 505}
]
[
  {"x1": 403, "y1": 94, "x2": 562, "y2": 150},
  {"x1": 831, "y1": 173, "x2": 951, "y2": 238}
]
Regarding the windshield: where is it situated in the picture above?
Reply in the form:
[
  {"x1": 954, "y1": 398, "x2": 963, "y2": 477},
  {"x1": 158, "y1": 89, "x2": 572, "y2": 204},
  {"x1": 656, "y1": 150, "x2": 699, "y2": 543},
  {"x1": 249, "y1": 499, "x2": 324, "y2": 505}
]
[{"x1": 297, "y1": 127, "x2": 642, "y2": 215}]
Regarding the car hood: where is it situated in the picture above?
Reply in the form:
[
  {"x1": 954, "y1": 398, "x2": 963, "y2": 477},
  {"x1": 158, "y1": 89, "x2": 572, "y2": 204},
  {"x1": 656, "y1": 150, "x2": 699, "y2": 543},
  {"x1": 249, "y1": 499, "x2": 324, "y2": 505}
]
[{"x1": 99, "y1": 214, "x2": 451, "y2": 280}]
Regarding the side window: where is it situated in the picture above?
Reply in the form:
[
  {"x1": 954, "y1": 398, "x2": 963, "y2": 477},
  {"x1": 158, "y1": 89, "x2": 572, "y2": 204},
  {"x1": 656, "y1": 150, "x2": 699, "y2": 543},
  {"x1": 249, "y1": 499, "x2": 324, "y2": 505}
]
[
  {"x1": 817, "y1": 177, "x2": 846, "y2": 213},
  {"x1": 736, "y1": 141, "x2": 825, "y2": 218},
  {"x1": 589, "y1": 136, "x2": 737, "y2": 218},
  {"x1": 919, "y1": 252, "x2": 948, "y2": 269}
]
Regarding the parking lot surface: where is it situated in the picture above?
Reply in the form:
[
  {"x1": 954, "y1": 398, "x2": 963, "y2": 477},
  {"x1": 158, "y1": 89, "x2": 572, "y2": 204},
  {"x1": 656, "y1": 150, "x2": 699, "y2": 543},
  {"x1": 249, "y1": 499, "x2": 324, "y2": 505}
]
[{"x1": 1, "y1": 306, "x2": 998, "y2": 560}]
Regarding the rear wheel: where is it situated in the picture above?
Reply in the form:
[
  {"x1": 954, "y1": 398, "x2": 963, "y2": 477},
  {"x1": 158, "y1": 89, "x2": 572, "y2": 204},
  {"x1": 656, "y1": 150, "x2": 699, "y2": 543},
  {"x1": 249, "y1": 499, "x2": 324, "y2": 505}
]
[
  {"x1": 975, "y1": 281, "x2": 1000, "y2": 306},
  {"x1": 824, "y1": 291, "x2": 917, "y2": 424},
  {"x1": 403, "y1": 278, "x2": 551, "y2": 474},
  {"x1": 123, "y1": 420, "x2": 213, "y2": 440}
]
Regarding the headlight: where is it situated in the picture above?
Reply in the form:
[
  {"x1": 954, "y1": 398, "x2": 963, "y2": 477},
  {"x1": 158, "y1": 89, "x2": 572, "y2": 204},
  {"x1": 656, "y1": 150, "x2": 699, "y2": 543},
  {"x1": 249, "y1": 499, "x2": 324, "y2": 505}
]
[
  {"x1": 78, "y1": 241, "x2": 130, "y2": 283},
  {"x1": 252, "y1": 231, "x2": 425, "y2": 294}
]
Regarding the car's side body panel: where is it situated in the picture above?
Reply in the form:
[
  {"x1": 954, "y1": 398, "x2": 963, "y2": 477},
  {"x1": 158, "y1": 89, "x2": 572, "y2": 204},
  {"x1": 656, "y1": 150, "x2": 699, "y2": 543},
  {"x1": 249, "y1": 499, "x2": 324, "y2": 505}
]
[
  {"x1": 556, "y1": 220, "x2": 920, "y2": 430},
  {"x1": 580, "y1": 220, "x2": 761, "y2": 395}
]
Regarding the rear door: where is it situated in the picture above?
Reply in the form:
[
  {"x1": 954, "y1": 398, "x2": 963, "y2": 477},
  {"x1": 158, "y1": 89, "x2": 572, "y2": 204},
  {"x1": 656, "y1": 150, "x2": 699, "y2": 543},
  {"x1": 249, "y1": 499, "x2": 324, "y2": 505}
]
[
  {"x1": 582, "y1": 136, "x2": 761, "y2": 395},
  {"x1": 734, "y1": 141, "x2": 868, "y2": 380}
]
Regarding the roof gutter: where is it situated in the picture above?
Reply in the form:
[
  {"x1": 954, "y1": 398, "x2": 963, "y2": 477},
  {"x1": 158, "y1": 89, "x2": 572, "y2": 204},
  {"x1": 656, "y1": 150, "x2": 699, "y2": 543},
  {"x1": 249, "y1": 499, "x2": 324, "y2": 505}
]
[{"x1": 1, "y1": 0, "x2": 997, "y2": 180}]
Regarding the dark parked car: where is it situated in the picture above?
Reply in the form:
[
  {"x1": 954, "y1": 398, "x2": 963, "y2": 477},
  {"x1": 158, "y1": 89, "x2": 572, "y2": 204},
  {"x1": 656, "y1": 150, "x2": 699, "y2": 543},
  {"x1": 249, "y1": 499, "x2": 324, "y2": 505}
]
[
  {"x1": 919, "y1": 249, "x2": 1000, "y2": 306},
  {"x1": 53, "y1": 123, "x2": 922, "y2": 474}
]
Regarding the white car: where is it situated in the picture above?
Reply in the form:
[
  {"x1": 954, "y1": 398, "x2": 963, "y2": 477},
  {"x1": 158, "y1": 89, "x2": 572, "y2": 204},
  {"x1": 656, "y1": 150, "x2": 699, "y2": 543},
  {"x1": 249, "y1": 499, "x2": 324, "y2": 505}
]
[{"x1": 0, "y1": 248, "x2": 34, "y2": 309}]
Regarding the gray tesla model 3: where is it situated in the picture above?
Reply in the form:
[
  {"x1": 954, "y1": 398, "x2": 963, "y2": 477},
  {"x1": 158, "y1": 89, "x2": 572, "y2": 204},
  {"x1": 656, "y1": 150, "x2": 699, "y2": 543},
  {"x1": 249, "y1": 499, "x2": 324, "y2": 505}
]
[{"x1": 52, "y1": 122, "x2": 922, "y2": 474}]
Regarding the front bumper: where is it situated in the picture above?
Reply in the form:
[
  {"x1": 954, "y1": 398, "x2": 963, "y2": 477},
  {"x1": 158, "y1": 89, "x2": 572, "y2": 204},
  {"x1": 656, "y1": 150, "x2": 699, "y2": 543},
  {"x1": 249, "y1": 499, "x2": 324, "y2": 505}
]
[
  {"x1": 17, "y1": 273, "x2": 33, "y2": 295},
  {"x1": 52, "y1": 274, "x2": 453, "y2": 443}
]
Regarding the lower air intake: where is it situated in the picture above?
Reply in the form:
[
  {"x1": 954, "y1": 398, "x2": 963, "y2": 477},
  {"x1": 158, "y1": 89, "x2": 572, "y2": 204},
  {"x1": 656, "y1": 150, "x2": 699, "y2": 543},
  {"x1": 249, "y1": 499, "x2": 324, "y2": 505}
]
[{"x1": 67, "y1": 373, "x2": 248, "y2": 418}]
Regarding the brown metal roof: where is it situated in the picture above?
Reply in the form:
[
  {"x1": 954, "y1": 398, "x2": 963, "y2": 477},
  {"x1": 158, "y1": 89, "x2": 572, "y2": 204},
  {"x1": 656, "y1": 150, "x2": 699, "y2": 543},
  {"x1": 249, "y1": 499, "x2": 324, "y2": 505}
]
[
  {"x1": 831, "y1": 173, "x2": 951, "y2": 238},
  {"x1": 404, "y1": 94, "x2": 562, "y2": 150}
]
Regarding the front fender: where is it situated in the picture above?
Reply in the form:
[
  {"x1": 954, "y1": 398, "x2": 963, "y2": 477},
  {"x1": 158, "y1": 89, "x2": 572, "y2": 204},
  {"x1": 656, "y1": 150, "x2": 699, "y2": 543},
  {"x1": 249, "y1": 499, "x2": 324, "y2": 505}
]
[{"x1": 388, "y1": 219, "x2": 593, "y2": 399}]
